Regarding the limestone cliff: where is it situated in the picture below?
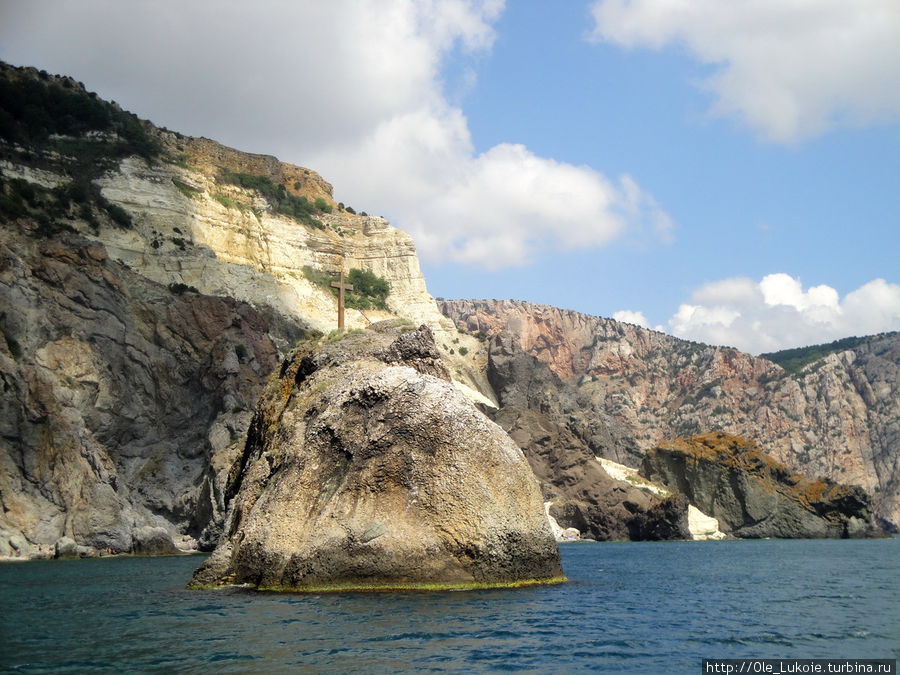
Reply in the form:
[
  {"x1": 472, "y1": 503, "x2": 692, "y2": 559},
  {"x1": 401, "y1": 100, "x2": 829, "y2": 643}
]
[
  {"x1": 440, "y1": 300, "x2": 900, "y2": 529},
  {"x1": 0, "y1": 61, "x2": 460, "y2": 557},
  {"x1": 191, "y1": 323, "x2": 563, "y2": 591}
]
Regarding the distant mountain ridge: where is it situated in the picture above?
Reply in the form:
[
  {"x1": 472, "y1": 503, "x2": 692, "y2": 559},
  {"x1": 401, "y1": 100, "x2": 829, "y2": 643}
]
[{"x1": 440, "y1": 299, "x2": 900, "y2": 529}]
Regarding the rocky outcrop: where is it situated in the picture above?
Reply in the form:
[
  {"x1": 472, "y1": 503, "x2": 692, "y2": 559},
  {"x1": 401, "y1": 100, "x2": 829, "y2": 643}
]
[
  {"x1": 440, "y1": 300, "x2": 900, "y2": 528},
  {"x1": 642, "y1": 433, "x2": 887, "y2": 538},
  {"x1": 191, "y1": 323, "x2": 563, "y2": 591},
  {"x1": 0, "y1": 226, "x2": 305, "y2": 558},
  {"x1": 0, "y1": 62, "x2": 470, "y2": 558},
  {"x1": 486, "y1": 331, "x2": 690, "y2": 541}
]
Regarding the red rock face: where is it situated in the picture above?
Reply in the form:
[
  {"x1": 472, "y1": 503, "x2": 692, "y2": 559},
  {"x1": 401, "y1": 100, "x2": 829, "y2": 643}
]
[{"x1": 440, "y1": 300, "x2": 900, "y2": 529}]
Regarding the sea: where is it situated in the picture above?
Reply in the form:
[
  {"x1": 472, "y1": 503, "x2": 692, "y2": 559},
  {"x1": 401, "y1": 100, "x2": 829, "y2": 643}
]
[{"x1": 1, "y1": 538, "x2": 897, "y2": 673}]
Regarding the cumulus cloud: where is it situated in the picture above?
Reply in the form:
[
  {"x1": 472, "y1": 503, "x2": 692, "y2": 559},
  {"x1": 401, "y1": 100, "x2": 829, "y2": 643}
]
[
  {"x1": 667, "y1": 274, "x2": 900, "y2": 353},
  {"x1": 588, "y1": 0, "x2": 900, "y2": 142},
  {"x1": 0, "y1": 0, "x2": 671, "y2": 268},
  {"x1": 612, "y1": 310, "x2": 650, "y2": 328}
]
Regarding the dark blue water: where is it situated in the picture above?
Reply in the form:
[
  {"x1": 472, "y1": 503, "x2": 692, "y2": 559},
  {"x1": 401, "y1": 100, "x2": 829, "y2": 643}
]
[{"x1": 2, "y1": 539, "x2": 898, "y2": 673}]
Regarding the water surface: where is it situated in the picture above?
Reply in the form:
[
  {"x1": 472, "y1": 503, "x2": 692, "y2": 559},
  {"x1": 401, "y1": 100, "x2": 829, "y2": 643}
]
[{"x1": 2, "y1": 539, "x2": 898, "y2": 672}]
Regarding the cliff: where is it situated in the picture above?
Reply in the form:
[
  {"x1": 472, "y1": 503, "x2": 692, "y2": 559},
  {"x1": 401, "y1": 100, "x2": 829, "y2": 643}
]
[
  {"x1": 487, "y1": 331, "x2": 691, "y2": 541},
  {"x1": 0, "y1": 228, "x2": 303, "y2": 557},
  {"x1": 0, "y1": 62, "x2": 460, "y2": 557},
  {"x1": 642, "y1": 433, "x2": 885, "y2": 538},
  {"x1": 191, "y1": 323, "x2": 563, "y2": 591},
  {"x1": 440, "y1": 299, "x2": 900, "y2": 529}
]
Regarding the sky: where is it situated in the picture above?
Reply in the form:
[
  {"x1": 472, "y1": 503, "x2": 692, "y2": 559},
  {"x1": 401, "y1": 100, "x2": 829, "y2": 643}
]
[{"x1": 1, "y1": 0, "x2": 898, "y2": 354}]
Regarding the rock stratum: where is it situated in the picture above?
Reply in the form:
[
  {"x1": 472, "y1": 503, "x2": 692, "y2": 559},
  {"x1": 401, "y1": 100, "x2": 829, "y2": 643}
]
[
  {"x1": 642, "y1": 433, "x2": 886, "y2": 538},
  {"x1": 190, "y1": 323, "x2": 563, "y2": 591},
  {"x1": 440, "y1": 300, "x2": 900, "y2": 530}
]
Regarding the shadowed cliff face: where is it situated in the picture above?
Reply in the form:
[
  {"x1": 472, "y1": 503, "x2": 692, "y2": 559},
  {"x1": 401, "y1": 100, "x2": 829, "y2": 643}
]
[
  {"x1": 440, "y1": 300, "x2": 900, "y2": 529},
  {"x1": 642, "y1": 433, "x2": 886, "y2": 538},
  {"x1": 486, "y1": 331, "x2": 690, "y2": 541},
  {"x1": 0, "y1": 225, "x2": 305, "y2": 556},
  {"x1": 191, "y1": 324, "x2": 563, "y2": 591}
]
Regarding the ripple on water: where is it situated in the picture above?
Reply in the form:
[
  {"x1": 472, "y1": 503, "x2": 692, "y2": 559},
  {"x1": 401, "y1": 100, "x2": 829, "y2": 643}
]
[{"x1": 1, "y1": 539, "x2": 898, "y2": 671}]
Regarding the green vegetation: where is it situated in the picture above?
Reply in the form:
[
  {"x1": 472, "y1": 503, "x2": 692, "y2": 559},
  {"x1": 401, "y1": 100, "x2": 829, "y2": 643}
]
[
  {"x1": 302, "y1": 265, "x2": 334, "y2": 289},
  {"x1": 172, "y1": 179, "x2": 201, "y2": 200},
  {"x1": 168, "y1": 282, "x2": 199, "y2": 295},
  {"x1": 345, "y1": 268, "x2": 390, "y2": 310},
  {"x1": 218, "y1": 169, "x2": 326, "y2": 228},
  {"x1": 169, "y1": 153, "x2": 196, "y2": 170},
  {"x1": 0, "y1": 69, "x2": 160, "y2": 160},
  {"x1": 458, "y1": 346, "x2": 469, "y2": 356},
  {"x1": 212, "y1": 192, "x2": 249, "y2": 212},
  {"x1": 760, "y1": 336, "x2": 868, "y2": 375},
  {"x1": 314, "y1": 196, "x2": 333, "y2": 213},
  {"x1": 0, "y1": 173, "x2": 131, "y2": 232},
  {"x1": 303, "y1": 266, "x2": 391, "y2": 310},
  {"x1": 0, "y1": 67, "x2": 162, "y2": 233}
]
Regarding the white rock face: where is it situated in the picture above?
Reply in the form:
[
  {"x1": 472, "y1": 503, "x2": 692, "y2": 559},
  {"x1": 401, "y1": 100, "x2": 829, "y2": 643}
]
[
  {"x1": 544, "y1": 502, "x2": 581, "y2": 542},
  {"x1": 687, "y1": 505, "x2": 727, "y2": 541},
  {"x1": 596, "y1": 457, "x2": 670, "y2": 496},
  {"x1": 597, "y1": 457, "x2": 727, "y2": 540},
  {"x1": 93, "y1": 154, "x2": 451, "y2": 335}
]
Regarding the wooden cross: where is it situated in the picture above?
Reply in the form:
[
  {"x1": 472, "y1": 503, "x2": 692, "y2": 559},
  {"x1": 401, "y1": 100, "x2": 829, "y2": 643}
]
[{"x1": 330, "y1": 269, "x2": 354, "y2": 329}]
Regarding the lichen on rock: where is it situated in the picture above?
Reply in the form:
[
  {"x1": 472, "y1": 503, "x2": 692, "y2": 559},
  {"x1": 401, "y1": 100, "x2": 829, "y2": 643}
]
[{"x1": 190, "y1": 322, "x2": 564, "y2": 591}]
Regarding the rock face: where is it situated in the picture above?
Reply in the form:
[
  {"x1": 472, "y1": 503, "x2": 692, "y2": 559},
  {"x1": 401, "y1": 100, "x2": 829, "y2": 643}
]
[
  {"x1": 191, "y1": 323, "x2": 563, "y2": 591},
  {"x1": 0, "y1": 62, "x2": 463, "y2": 557},
  {"x1": 486, "y1": 331, "x2": 690, "y2": 541},
  {"x1": 0, "y1": 227, "x2": 304, "y2": 557},
  {"x1": 90, "y1": 141, "x2": 450, "y2": 336},
  {"x1": 642, "y1": 433, "x2": 886, "y2": 538},
  {"x1": 440, "y1": 300, "x2": 900, "y2": 529}
]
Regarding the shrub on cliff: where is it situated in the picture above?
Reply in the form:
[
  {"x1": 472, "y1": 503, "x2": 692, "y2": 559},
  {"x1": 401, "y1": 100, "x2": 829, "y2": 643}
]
[
  {"x1": 218, "y1": 169, "x2": 330, "y2": 228},
  {"x1": 0, "y1": 66, "x2": 160, "y2": 161},
  {"x1": 345, "y1": 268, "x2": 390, "y2": 310}
]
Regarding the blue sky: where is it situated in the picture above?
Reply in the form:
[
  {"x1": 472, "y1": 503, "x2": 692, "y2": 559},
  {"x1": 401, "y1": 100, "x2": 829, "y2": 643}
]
[{"x1": 1, "y1": 0, "x2": 898, "y2": 352}]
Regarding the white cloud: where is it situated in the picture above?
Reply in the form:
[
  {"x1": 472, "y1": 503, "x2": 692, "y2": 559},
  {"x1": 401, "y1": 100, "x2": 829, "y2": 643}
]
[
  {"x1": 613, "y1": 310, "x2": 650, "y2": 328},
  {"x1": 588, "y1": 0, "x2": 900, "y2": 142},
  {"x1": 666, "y1": 274, "x2": 900, "y2": 353},
  {"x1": 0, "y1": 0, "x2": 671, "y2": 268}
]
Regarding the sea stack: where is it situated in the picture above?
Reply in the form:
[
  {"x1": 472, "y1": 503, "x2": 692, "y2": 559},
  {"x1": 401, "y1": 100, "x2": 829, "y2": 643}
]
[{"x1": 190, "y1": 322, "x2": 564, "y2": 591}]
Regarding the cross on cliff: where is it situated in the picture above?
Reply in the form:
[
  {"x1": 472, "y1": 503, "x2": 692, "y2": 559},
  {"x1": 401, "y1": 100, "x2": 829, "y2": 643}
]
[{"x1": 330, "y1": 269, "x2": 354, "y2": 329}]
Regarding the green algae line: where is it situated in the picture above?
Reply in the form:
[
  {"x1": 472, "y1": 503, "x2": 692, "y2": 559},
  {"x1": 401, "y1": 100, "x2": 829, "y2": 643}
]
[{"x1": 188, "y1": 576, "x2": 568, "y2": 594}]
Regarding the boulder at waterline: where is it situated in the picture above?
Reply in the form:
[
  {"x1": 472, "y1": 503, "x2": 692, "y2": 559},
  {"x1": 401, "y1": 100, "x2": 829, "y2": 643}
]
[
  {"x1": 642, "y1": 432, "x2": 888, "y2": 539},
  {"x1": 190, "y1": 322, "x2": 564, "y2": 591}
]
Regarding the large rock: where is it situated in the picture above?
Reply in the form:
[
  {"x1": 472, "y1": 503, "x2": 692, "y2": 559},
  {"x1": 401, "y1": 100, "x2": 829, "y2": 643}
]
[
  {"x1": 641, "y1": 432, "x2": 888, "y2": 538},
  {"x1": 190, "y1": 323, "x2": 564, "y2": 591},
  {"x1": 132, "y1": 526, "x2": 179, "y2": 555}
]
